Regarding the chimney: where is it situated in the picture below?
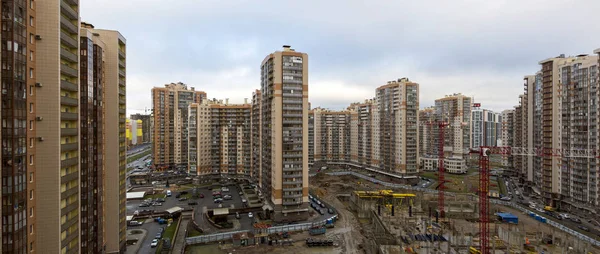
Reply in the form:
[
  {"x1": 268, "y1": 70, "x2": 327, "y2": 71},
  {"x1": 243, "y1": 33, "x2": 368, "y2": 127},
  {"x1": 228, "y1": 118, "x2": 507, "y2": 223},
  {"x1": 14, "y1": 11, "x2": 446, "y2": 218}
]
[{"x1": 283, "y1": 45, "x2": 291, "y2": 51}]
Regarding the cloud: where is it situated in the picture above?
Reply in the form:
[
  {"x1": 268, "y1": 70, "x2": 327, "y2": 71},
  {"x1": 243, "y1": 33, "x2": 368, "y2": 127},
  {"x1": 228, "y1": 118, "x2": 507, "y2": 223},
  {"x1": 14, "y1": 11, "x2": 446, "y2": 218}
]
[{"x1": 80, "y1": 0, "x2": 600, "y2": 115}]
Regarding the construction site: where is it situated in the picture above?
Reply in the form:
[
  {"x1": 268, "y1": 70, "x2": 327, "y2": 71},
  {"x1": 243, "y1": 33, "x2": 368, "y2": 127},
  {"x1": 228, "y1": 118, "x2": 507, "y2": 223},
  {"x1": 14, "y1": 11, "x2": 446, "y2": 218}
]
[{"x1": 306, "y1": 172, "x2": 600, "y2": 254}]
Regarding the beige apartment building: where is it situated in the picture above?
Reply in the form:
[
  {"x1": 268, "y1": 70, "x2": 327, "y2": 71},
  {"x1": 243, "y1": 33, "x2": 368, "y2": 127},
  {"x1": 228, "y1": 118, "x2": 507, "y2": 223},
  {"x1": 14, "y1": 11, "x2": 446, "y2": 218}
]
[
  {"x1": 312, "y1": 108, "x2": 353, "y2": 163},
  {"x1": 34, "y1": 1, "x2": 127, "y2": 252},
  {"x1": 375, "y1": 78, "x2": 420, "y2": 174},
  {"x1": 500, "y1": 109, "x2": 514, "y2": 168},
  {"x1": 188, "y1": 99, "x2": 252, "y2": 177},
  {"x1": 152, "y1": 82, "x2": 206, "y2": 171},
  {"x1": 258, "y1": 46, "x2": 309, "y2": 222},
  {"x1": 347, "y1": 99, "x2": 379, "y2": 168},
  {"x1": 431, "y1": 93, "x2": 472, "y2": 173}
]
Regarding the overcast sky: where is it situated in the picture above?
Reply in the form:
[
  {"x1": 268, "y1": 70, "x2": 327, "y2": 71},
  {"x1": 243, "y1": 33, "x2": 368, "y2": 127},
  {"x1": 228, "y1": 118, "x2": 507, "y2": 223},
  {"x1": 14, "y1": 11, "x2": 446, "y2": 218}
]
[{"x1": 81, "y1": 0, "x2": 600, "y2": 115}]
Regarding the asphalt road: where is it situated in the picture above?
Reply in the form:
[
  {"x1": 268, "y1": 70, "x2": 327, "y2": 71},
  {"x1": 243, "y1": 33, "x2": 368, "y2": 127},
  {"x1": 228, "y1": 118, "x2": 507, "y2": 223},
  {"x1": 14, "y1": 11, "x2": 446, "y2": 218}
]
[
  {"x1": 134, "y1": 220, "x2": 164, "y2": 254},
  {"x1": 127, "y1": 143, "x2": 151, "y2": 155}
]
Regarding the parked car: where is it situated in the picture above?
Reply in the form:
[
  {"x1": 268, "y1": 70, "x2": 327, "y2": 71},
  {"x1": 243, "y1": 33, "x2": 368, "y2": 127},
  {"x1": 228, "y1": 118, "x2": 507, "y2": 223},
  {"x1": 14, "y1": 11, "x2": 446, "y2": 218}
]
[
  {"x1": 139, "y1": 203, "x2": 150, "y2": 207},
  {"x1": 166, "y1": 190, "x2": 172, "y2": 197},
  {"x1": 199, "y1": 193, "x2": 205, "y2": 198},
  {"x1": 318, "y1": 209, "x2": 325, "y2": 215},
  {"x1": 241, "y1": 199, "x2": 247, "y2": 203},
  {"x1": 214, "y1": 198, "x2": 223, "y2": 203},
  {"x1": 239, "y1": 191, "x2": 243, "y2": 195},
  {"x1": 578, "y1": 225, "x2": 590, "y2": 232},
  {"x1": 153, "y1": 202, "x2": 163, "y2": 206},
  {"x1": 320, "y1": 203, "x2": 326, "y2": 208},
  {"x1": 181, "y1": 191, "x2": 188, "y2": 195},
  {"x1": 248, "y1": 212, "x2": 254, "y2": 218},
  {"x1": 156, "y1": 198, "x2": 166, "y2": 202},
  {"x1": 570, "y1": 217, "x2": 582, "y2": 224},
  {"x1": 188, "y1": 201, "x2": 198, "y2": 205},
  {"x1": 175, "y1": 193, "x2": 182, "y2": 198},
  {"x1": 328, "y1": 208, "x2": 334, "y2": 214},
  {"x1": 155, "y1": 232, "x2": 162, "y2": 239},
  {"x1": 222, "y1": 187, "x2": 230, "y2": 192},
  {"x1": 178, "y1": 197, "x2": 188, "y2": 201},
  {"x1": 235, "y1": 212, "x2": 240, "y2": 219},
  {"x1": 128, "y1": 221, "x2": 143, "y2": 226},
  {"x1": 223, "y1": 195, "x2": 232, "y2": 200},
  {"x1": 150, "y1": 239, "x2": 159, "y2": 248}
]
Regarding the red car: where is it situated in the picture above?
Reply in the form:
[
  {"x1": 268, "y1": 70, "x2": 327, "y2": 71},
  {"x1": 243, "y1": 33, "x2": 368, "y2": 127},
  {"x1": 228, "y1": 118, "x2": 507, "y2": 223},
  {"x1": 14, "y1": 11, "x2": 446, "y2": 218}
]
[{"x1": 199, "y1": 193, "x2": 204, "y2": 198}]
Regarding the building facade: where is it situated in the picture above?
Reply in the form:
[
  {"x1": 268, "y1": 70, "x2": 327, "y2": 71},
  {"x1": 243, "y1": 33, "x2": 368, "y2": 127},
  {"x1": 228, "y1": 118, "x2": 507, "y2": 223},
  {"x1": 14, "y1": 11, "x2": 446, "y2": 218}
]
[
  {"x1": 500, "y1": 109, "x2": 514, "y2": 168},
  {"x1": 433, "y1": 93, "x2": 472, "y2": 173},
  {"x1": 375, "y1": 78, "x2": 419, "y2": 174},
  {"x1": 258, "y1": 46, "x2": 309, "y2": 222},
  {"x1": 312, "y1": 108, "x2": 352, "y2": 163},
  {"x1": 126, "y1": 118, "x2": 143, "y2": 148},
  {"x1": 470, "y1": 108, "x2": 501, "y2": 148},
  {"x1": 188, "y1": 99, "x2": 251, "y2": 177},
  {"x1": 152, "y1": 82, "x2": 206, "y2": 170},
  {"x1": 130, "y1": 113, "x2": 151, "y2": 143}
]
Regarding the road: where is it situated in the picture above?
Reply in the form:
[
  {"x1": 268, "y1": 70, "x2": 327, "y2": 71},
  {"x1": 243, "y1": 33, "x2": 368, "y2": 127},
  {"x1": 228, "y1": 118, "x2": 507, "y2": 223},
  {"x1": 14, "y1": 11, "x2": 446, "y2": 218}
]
[
  {"x1": 133, "y1": 219, "x2": 163, "y2": 254},
  {"x1": 127, "y1": 143, "x2": 151, "y2": 155}
]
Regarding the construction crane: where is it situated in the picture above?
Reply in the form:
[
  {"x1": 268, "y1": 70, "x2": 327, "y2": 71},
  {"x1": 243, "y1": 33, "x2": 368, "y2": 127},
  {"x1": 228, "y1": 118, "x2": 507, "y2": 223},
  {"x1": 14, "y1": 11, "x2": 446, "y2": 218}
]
[
  {"x1": 469, "y1": 146, "x2": 598, "y2": 254},
  {"x1": 426, "y1": 121, "x2": 449, "y2": 218},
  {"x1": 354, "y1": 190, "x2": 416, "y2": 216}
]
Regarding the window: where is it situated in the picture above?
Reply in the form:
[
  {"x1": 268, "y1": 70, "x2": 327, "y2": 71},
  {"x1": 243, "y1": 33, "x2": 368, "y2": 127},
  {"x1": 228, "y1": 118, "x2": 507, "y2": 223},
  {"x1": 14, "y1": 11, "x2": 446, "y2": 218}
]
[
  {"x1": 29, "y1": 103, "x2": 33, "y2": 112},
  {"x1": 29, "y1": 33, "x2": 34, "y2": 44},
  {"x1": 29, "y1": 172, "x2": 33, "y2": 182},
  {"x1": 30, "y1": 207, "x2": 33, "y2": 217},
  {"x1": 29, "y1": 155, "x2": 33, "y2": 165},
  {"x1": 29, "y1": 68, "x2": 33, "y2": 78},
  {"x1": 30, "y1": 224, "x2": 33, "y2": 234},
  {"x1": 29, "y1": 16, "x2": 34, "y2": 26},
  {"x1": 30, "y1": 189, "x2": 33, "y2": 200},
  {"x1": 30, "y1": 50, "x2": 33, "y2": 61}
]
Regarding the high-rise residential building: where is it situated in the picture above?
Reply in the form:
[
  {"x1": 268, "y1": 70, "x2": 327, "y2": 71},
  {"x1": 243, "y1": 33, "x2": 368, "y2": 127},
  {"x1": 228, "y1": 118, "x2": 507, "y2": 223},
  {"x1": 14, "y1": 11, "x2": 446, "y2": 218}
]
[
  {"x1": 557, "y1": 55, "x2": 598, "y2": 211},
  {"x1": 375, "y1": 78, "x2": 420, "y2": 174},
  {"x1": 79, "y1": 23, "x2": 107, "y2": 253},
  {"x1": 250, "y1": 90, "x2": 262, "y2": 187},
  {"x1": 470, "y1": 108, "x2": 501, "y2": 148},
  {"x1": 126, "y1": 118, "x2": 143, "y2": 148},
  {"x1": 258, "y1": 45, "x2": 309, "y2": 222},
  {"x1": 85, "y1": 27, "x2": 128, "y2": 253},
  {"x1": 152, "y1": 82, "x2": 206, "y2": 171},
  {"x1": 188, "y1": 99, "x2": 251, "y2": 177},
  {"x1": 347, "y1": 99, "x2": 379, "y2": 168},
  {"x1": 522, "y1": 75, "x2": 535, "y2": 185},
  {"x1": 433, "y1": 93, "x2": 472, "y2": 173},
  {"x1": 1, "y1": 0, "x2": 37, "y2": 252},
  {"x1": 312, "y1": 108, "x2": 352, "y2": 163},
  {"x1": 500, "y1": 109, "x2": 514, "y2": 168},
  {"x1": 130, "y1": 113, "x2": 151, "y2": 143},
  {"x1": 36, "y1": 0, "x2": 82, "y2": 251},
  {"x1": 418, "y1": 107, "x2": 437, "y2": 171},
  {"x1": 513, "y1": 101, "x2": 524, "y2": 176}
]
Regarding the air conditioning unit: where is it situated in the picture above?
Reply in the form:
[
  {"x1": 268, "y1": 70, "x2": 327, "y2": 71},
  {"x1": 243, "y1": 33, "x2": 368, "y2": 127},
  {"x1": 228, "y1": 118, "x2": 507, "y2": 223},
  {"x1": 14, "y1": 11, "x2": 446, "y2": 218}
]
[
  {"x1": 35, "y1": 35, "x2": 42, "y2": 40},
  {"x1": 36, "y1": 116, "x2": 43, "y2": 121},
  {"x1": 35, "y1": 83, "x2": 42, "y2": 87},
  {"x1": 37, "y1": 137, "x2": 44, "y2": 141}
]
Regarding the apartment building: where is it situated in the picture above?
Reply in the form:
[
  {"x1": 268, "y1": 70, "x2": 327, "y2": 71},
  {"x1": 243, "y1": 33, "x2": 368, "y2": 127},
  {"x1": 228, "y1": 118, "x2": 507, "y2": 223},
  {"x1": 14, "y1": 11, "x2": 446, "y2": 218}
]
[
  {"x1": 375, "y1": 78, "x2": 420, "y2": 174},
  {"x1": 1, "y1": 0, "x2": 37, "y2": 252},
  {"x1": 312, "y1": 108, "x2": 352, "y2": 163},
  {"x1": 347, "y1": 99, "x2": 379, "y2": 168},
  {"x1": 433, "y1": 93, "x2": 472, "y2": 173},
  {"x1": 500, "y1": 109, "x2": 514, "y2": 168},
  {"x1": 258, "y1": 46, "x2": 309, "y2": 222},
  {"x1": 126, "y1": 118, "x2": 143, "y2": 148},
  {"x1": 522, "y1": 75, "x2": 535, "y2": 184},
  {"x1": 36, "y1": 0, "x2": 82, "y2": 251},
  {"x1": 557, "y1": 55, "x2": 599, "y2": 211},
  {"x1": 188, "y1": 99, "x2": 251, "y2": 177},
  {"x1": 152, "y1": 82, "x2": 206, "y2": 170},
  {"x1": 470, "y1": 108, "x2": 501, "y2": 148},
  {"x1": 513, "y1": 102, "x2": 524, "y2": 176},
  {"x1": 130, "y1": 113, "x2": 151, "y2": 143},
  {"x1": 251, "y1": 90, "x2": 261, "y2": 187}
]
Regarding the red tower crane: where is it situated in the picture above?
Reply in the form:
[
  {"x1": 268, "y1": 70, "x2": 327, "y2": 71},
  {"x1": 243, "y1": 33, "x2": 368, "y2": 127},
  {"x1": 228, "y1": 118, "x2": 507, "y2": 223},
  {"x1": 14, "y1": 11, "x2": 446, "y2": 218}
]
[
  {"x1": 470, "y1": 146, "x2": 598, "y2": 254},
  {"x1": 427, "y1": 121, "x2": 449, "y2": 218}
]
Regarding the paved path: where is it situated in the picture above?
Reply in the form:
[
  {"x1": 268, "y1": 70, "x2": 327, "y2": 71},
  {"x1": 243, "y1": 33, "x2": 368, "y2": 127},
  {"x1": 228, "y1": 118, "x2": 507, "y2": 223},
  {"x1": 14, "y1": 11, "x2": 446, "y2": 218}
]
[
  {"x1": 125, "y1": 228, "x2": 147, "y2": 254},
  {"x1": 172, "y1": 218, "x2": 191, "y2": 254}
]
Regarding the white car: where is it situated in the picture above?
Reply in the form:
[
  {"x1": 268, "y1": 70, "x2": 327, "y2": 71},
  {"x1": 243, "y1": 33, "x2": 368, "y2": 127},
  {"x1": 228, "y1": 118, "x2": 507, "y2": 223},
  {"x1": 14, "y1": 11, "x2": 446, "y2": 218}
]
[
  {"x1": 150, "y1": 239, "x2": 159, "y2": 248},
  {"x1": 248, "y1": 212, "x2": 254, "y2": 218}
]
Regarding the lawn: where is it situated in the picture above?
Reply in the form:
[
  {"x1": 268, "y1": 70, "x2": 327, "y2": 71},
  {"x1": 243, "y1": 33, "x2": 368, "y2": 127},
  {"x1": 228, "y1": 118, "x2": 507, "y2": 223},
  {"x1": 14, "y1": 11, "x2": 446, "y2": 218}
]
[
  {"x1": 127, "y1": 149, "x2": 151, "y2": 164},
  {"x1": 187, "y1": 228, "x2": 202, "y2": 237},
  {"x1": 163, "y1": 220, "x2": 178, "y2": 240},
  {"x1": 498, "y1": 178, "x2": 507, "y2": 195}
]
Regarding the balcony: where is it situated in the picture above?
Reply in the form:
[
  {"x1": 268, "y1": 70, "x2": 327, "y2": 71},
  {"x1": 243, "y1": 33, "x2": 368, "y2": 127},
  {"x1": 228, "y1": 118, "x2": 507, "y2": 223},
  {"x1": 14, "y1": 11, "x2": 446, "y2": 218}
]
[
  {"x1": 61, "y1": 96, "x2": 78, "y2": 106},
  {"x1": 119, "y1": 50, "x2": 125, "y2": 59},
  {"x1": 61, "y1": 128, "x2": 77, "y2": 136},
  {"x1": 61, "y1": 64, "x2": 78, "y2": 77},
  {"x1": 282, "y1": 200, "x2": 303, "y2": 206},
  {"x1": 119, "y1": 69, "x2": 125, "y2": 77},
  {"x1": 61, "y1": 112, "x2": 78, "y2": 121},
  {"x1": 63, "y1": 0, "x2": 78, "y2": 5},
  {"x1": 119, "y1": 108, "x2": 126, "y2": 114},
  {"x1": 60, "y1": 47, "x2": 78, "y2": 63},
  {"x1": 119, "y1": 98, "x2": 126, "y2": 104},
  {"x1": 60, "y1": 80, "x2": 78, "y2": 92},
  {"x1": 60, "y1": 16, "x2": 78, "y2": 34},
  {"x1": 61, "y1": 142, "x2": 78, "y2": 152},
  {"x1": 61, "y1": 172, "x2": 78, "y2": 183},
  {"x1": 61, "y1": 201, "x2": 78, "y2": 217},
  {"x1": 61, "y1": 157, "x2": 78, "y2": 168},
  {"x1": 60, "y1": 0, "x2": 78, "y2": 20},
  {"x1": 60, "y1": 32, "x2": 77, "y2": 49}
]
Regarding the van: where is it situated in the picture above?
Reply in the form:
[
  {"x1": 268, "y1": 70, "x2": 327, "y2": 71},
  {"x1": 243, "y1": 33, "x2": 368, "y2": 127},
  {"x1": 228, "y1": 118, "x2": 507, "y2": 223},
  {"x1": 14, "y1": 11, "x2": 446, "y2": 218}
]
[{"x1": 166, "y1": 190, "x2": 172, "y2": 197}]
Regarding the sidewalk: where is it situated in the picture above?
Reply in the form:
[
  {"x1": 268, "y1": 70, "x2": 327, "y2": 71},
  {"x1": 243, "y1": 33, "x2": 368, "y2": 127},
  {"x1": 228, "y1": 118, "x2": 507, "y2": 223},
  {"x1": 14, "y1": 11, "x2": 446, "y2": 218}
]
[{"x1": 171, "y1": 218, "x2": 191, "y2": 254}]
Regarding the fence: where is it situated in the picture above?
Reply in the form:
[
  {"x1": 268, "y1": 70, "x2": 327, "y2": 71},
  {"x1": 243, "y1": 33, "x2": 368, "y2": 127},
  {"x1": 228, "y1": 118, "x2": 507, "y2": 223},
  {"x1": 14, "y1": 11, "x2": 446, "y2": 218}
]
[{"x1": 185, "y1": 214, "x2": 338, "y2": 245}]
